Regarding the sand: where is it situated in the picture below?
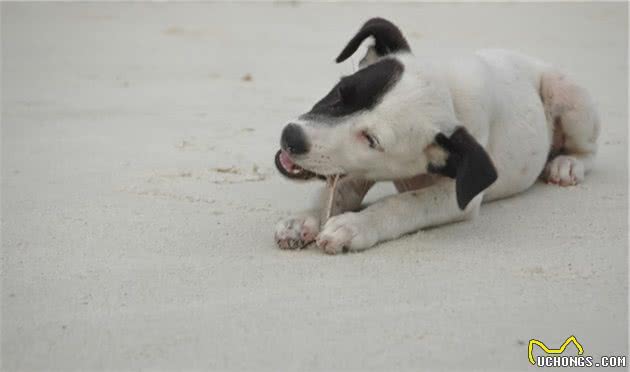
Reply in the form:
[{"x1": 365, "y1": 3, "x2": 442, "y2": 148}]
[{"x1": 1, "y1": 2, "x2": 627, "y2": 371}]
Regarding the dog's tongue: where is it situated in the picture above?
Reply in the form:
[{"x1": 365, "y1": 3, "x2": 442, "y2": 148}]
[{"x1": 278, "y1": 150, "x2": 297, "y2": 173}]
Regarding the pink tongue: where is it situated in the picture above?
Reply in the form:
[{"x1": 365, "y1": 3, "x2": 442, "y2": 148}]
[{"x1": 279, "y1": 150, "x2": 296, "y2": 172}]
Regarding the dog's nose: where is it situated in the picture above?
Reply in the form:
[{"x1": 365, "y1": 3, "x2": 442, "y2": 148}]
[{"x1": 281, "y1": 123, "x2": 309, "y2": 155}]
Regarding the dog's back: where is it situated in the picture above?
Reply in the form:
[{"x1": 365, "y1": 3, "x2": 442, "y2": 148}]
[{"x1": 440, "y1": 49, "x2": 599, "y2": 200}]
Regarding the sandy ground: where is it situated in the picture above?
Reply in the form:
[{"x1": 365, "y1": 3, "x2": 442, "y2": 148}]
[{"x1": 1, "y1": 2, "x2": 628, "y2": 371}]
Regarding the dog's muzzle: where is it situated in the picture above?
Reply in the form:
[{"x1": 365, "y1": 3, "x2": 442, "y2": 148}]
[{"x1": 275, "y1": 123, "x2": 320, "y2": 180}]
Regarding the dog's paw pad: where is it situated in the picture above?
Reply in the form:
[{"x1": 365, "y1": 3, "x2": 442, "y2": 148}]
[
  {"x1": 274, "y1": 216, "x2": 319, "y2": 250},
  {"x1": 543, "y1": 155, "x2": 585, "y2": 186}
]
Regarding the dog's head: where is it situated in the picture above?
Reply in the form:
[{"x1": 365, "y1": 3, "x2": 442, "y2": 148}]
[{"x1": 275, "y1": 18, "x2": 497, "y2": 209}]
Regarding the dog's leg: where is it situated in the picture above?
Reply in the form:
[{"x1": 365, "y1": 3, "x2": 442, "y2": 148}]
[
  {"x1": 317, "y1": 179, "x2": 478, "y2": 254},
  {"x1": 539, "y1": 71, "x2": 600, "y2": 186},
  {"x1": 275, "y1": 178, "x2": 374, "y2": 250}
]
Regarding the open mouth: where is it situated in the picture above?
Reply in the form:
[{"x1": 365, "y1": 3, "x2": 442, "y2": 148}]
[{"x1": 274, "y1": 149, "x2": 323, "y2": 180}]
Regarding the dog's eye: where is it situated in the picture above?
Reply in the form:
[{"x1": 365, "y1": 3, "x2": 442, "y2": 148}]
[{"x1": 362, "y1": 131, "x2": 380, "y2": 149}]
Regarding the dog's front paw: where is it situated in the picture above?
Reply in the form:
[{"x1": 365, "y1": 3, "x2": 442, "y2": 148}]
[
  {"x1": 316, "y1": 212, "x2": 378, "y2": 254},
  {"x1": 275, "y1": 216, "x2": 320, "y2": 250},
  {"x1": 543, "y1": 155, "x2": 585, "y2": 186}
]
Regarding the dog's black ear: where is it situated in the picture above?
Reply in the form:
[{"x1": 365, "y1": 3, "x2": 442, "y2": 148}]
[
  {"x1": 428, "y1": 127, "x2": 498, "y2": 210},
  {"x1": 335, "y1": 18, "x2": 411, "y2": 63}
]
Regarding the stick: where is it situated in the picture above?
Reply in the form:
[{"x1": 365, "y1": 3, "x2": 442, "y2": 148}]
[{"x1": 325, "y1": 174, "x2": 340, "y2": 221}]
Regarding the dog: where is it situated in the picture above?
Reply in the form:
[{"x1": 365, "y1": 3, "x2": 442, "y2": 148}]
[{"x1": 274, "y1": 18, "x2": 599, "y2": 254}]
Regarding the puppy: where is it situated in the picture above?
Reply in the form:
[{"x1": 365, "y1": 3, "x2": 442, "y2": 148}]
[{"x1": 274, "y1": 18, "x2": 599, "y2": 254}]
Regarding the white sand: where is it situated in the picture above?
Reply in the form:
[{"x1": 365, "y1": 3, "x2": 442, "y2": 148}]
[{"x1": 1, "y1": 2, "x2": 627, "y2": 370}]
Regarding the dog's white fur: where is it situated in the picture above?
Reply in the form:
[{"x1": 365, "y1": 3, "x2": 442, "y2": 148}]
[{"x1": 275, "y1": 48, "x2": 599, "y2": 254}]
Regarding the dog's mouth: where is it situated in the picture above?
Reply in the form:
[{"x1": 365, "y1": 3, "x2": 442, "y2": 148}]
[
  {"x1": 275, "y1": 149, "x2": 340, "y2": 181},
  {"x1": 275, "y1": 149, "x2": 321, "y2": 180}
]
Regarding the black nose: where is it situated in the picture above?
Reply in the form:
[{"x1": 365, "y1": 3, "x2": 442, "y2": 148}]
[{"x1": 281, "y1": 123, "x2": 309, "y2": 155}]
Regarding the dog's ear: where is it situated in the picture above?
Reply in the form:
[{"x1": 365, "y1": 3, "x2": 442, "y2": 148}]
[
  {"x1": 428, "y1": 127, "x2": 498, "y2": 210},
  {"x1": 335, "y1": 18, "x2": 411, "y2": 64}
]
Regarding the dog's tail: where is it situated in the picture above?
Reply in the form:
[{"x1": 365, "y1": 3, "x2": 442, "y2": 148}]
[{"x1": 335, "y1": 18, "x2": 411, "y2": 63}]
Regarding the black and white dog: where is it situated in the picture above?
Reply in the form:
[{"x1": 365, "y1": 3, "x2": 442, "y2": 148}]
[{"x1": 274, "y1": 18, "x2": 599, "y2": 254}]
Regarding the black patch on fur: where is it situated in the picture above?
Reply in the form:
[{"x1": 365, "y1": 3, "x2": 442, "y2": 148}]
[
  {"x1": 303, "y1": 58, "x2": 403, "y2": 119},
  {"x1": 428, "y1": 127, "x2": 498, "y2": 210},
  {"x1": 336, "y1": 17, "x2": 411, "y2": 63}
]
